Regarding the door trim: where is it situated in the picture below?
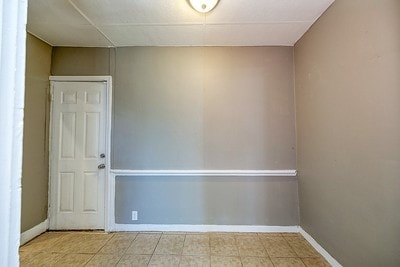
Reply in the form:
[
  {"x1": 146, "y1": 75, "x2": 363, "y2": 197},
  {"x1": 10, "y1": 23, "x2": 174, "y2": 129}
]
[{"x1": 48, "y1": 76, "x2": 112, "y2": 231}]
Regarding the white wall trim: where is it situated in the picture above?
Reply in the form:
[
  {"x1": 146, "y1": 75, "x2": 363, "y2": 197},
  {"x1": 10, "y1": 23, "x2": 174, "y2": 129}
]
[
  {"x1": 20, "y1": 219, "x2": 49, "y2": 246},
  {"x1": 111, "y1": 224, "x2": 299, "y2": 233},
  {"x1": 111, "y1": 169, "x2": 297, "y2": 177},
  {"x1": 49, "y1": 76, "x2": 111, "y2": 82},
  {"x1": 300, "y1": 227, "x2": 343, "y2": 267}
]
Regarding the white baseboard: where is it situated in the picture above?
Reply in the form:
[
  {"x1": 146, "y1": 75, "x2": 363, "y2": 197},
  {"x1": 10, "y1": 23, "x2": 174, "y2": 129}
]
[
  {"x1": 111, "y1": 224, "x2": 299, "y2": 233},
  {"x1": 299, "y1": 227, "x2": 342, "y2": 267},
  {"x1": 20, "y1": 219, "x2": 49, "y2": 245}
]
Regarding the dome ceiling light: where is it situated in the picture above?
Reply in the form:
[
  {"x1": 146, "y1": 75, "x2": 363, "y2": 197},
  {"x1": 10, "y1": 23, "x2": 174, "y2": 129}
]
[{"x1": 189, "y1": 0, "x2": 220, "y2": 13}]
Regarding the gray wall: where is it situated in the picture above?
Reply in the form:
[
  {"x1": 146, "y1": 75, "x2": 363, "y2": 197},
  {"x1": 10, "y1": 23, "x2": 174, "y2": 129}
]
[
  {"x1": 114, "y1": 47, "x2": 295, "y2": 169},
  {"x1": 116, "y1": 176, "x2": 298, "y2": 225},
  {"x1": 295, "y1": 0, "x2": 400, "y2": 266},
  {"x1": 21, "y1": 34, "x2": 52, "y2": 232},
  {"x1": 52, "y1": 46, "x2": 299, "y2": 226}
]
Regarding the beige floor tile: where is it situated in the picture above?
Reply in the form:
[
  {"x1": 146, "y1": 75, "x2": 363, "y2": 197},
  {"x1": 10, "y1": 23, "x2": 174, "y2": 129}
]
[
  {"x1": 234, "y1": 232, "x2": 258, "y2": 236},
  {"x1": 45, "y1": 233, "x2": 77, "y2": 253},
  {"x1": 112, "y1": 232, "x2": 139, "y2": 240},
  {"x1": 117, "y1": 254, "x2": 151, "y2": 267},
  {"x1": 20, "y1": 251, "x2": 64, "y2": 266},
  {"x1": 185, "y1": 232, "x2": 208, "y2": 235},
  {"x1": 98, "y1": 240, "x2": 131, "y2": 255},
  {"x1": 54, "y1": 253, "x2": 94, "y2": 266},
  {"x1": 271, "y1": 257, "x2": 306, "y2": 267},
  {"x1": 209, "y1": 233, "x2": 235, "y2": 237},
  {"x1": 86, "y1": 254, "x2": 122, "y2": 266},
  {"x1": 241, "y1": 256, "x2": 274, "y2": 267},
  {"x1": 185, "y1": 234, "x2": 210, "y2": 246},
  {"x1": 259, "y1": 235, "x2": 286, "y2": 243},
  {"x1": 19, "y1": 250, "x2": 41, "y2": 263},
  {"x1": 19, "y1": 232, "x2": 66, "y2": 252},
  {"x1": 235, "y1": 235, "x2": 263, "y2": 247},
  {"x1": 301, "y1": 257, "x2": 331, "y2": 267},
  {"x1": 148, "y1": 254, "x2": 181, "y2": 266},
  {"x1": 159, "y1": 234, "x2": 185, "y2": 242},
  {"x1": 283, "y1": 235, "x2": 308, "y2": 244},
  {"x1": 238, "y1": 244, "x2": 267, "y2": 257},
  {"x1": 210, "y1": 244, "x2": 239, "y2": 256},
  {"x1": 183, "y1": 243, "x2": 210, "y2": 256},
  {"x1": 99, "y1": 234, "x2": 136, "y2": 254},
  {"x1": 179, "y1": 255, "x2": 211, "y2": 267},
  {"x1": 125, "y1": 233, "x2": 161, "y2": 255},
  {"x1": 281, "y1": 233, "x2": 302, "y2": 237},
  {"x1": 210, "y1": 256, "x2": 242, "y2": 267},
  {"x1": 210, "y1": 234, "x2": 236, "y2": 246},
  {"x1": 257, "y1": 233, "x2": 283, "y2": 238},
  {"x1": 50, "y1": 232, "x2": 112, "y2": 254},
  {"x1": 265, "y1": 244, "x2": 297, "y2": 257},
  {"x1": 288, "y1": 240, "x2": 319, "y2": 257},
  {"x1": 154, "y1": 234, "x2": 185, "y2": 255},
  {"x1": 163, "y1": 231, "x2": 187, "y2": 235},
  {"x1": 262, "y1": 238, "x2": 297, "y2": 257},
  {"x1": 209, "y1": 232, "x2": 235, "y2": 239}
]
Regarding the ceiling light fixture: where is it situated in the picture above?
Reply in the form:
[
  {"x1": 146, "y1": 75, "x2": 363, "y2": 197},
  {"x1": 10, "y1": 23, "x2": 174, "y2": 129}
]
[{"x1": 189, "y1": 0, "x2": 219, "y2": 13}]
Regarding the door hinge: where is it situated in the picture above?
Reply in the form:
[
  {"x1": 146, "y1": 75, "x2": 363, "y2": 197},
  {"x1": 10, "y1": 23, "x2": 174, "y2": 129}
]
[{"x1": 49, "y1": 84, "x2": 54, "y2": 102}]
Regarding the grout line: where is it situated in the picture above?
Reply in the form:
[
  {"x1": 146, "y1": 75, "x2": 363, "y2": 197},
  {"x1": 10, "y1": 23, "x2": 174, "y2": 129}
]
[
  {"x1": 68, "y1": 0, "x2": 116, "y2": 47},
  {"x1": 83, "y1": 253, "x2": 96, "y2": 266}
]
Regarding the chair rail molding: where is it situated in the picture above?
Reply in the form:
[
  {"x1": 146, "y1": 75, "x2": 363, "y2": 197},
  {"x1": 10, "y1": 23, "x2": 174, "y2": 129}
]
[{"x1": 110, "y1": 169, "x2": 297, "y2": 177}]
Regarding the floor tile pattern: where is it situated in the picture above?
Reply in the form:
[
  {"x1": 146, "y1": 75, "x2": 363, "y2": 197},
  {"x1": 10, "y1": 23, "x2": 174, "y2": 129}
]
[{"x1": 20, "y1": 231, "x2": 331, "y2": 266}]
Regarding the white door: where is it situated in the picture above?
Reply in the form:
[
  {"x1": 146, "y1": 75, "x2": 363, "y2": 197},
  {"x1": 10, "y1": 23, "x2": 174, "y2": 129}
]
[{"x1": 49, "y1": 81, "x2": 107, "y2": 229}]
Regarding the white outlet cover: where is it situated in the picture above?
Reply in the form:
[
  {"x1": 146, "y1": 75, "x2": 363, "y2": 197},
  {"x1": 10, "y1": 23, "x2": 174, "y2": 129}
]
[{"x1": 132, "y1": 211, "x2": 138, "y2": 221}]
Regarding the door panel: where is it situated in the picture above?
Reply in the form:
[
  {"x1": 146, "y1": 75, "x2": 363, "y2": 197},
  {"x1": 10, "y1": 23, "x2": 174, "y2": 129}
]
[
  {"x1": 59, "y1": 172, "x2": 74, "y2": 212},
  {"x1": 83, "y1": 172, "x2": 99, "y2": 212},
  {"x1": 84, "y1": 112, "x2": 100, "y2": 158},
  {"x1": 50, "y1": 81, "x2": 107, "y2": 230},
  {"x1": 60, "y1": 112, "x2": 76, "y2": 159}
]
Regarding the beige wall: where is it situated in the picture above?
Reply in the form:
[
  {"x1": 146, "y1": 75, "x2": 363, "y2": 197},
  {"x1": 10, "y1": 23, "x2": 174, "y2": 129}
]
[
  {"x1": 51, "y1": 47, "x2": 111, "y2": 76},
  {"x1": 21, "y1": 34, "x2": 52, "y2": 232},
  {"x1": 295, "y1": 0, "x2": 400, "y2": 266}
]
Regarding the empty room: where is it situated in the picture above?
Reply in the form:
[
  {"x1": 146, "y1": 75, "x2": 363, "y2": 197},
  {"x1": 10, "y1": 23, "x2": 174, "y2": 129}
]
[{"x1": 0, "y1": 0, "x2": 399, "y2": 266}]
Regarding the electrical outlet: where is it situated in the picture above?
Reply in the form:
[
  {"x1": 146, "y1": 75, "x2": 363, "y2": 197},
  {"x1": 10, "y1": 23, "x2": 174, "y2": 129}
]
[{"x1": 132, "y1": 211, "x2": 138, "y2": 221}]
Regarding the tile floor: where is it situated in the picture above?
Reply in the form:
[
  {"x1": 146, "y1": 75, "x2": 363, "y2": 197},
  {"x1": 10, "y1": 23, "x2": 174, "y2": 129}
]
[{"x1": 19, "y1": 231, "x2": 331, "y2": 266}]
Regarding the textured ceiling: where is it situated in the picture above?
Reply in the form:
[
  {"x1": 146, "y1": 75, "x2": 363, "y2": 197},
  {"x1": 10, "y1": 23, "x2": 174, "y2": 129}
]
[{"x1": 27, "y1": 0, "x2": 334, "y2": 47}]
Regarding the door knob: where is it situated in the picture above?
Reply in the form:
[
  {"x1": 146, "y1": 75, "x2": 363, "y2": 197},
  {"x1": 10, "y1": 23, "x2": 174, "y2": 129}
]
[
  {"x1": 100, "y1": 153, "x2": 105, "y2": 158},
  {"x1": 98, "y1": 164, "x2": 106, "y2": 169}
]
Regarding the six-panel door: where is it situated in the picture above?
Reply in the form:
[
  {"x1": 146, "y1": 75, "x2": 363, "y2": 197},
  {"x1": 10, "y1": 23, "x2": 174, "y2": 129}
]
[{"x1": 50, "y1": 81, "x2": 106, "y2": 230}]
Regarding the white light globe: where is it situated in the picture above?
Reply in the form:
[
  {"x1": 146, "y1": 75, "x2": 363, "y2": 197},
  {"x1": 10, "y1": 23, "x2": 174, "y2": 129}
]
[{"x1": 189, "y1": 0, "x2": 219, "y2": 13}]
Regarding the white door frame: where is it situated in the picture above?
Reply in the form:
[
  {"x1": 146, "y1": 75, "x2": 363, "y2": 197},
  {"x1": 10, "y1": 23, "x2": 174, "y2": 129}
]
[
  {"x1": 0, "y1": 0, "x2": 28, "y2": 264},
  {"x1": 49, "y1": 76, "x2": 112, "y2": 231}
]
